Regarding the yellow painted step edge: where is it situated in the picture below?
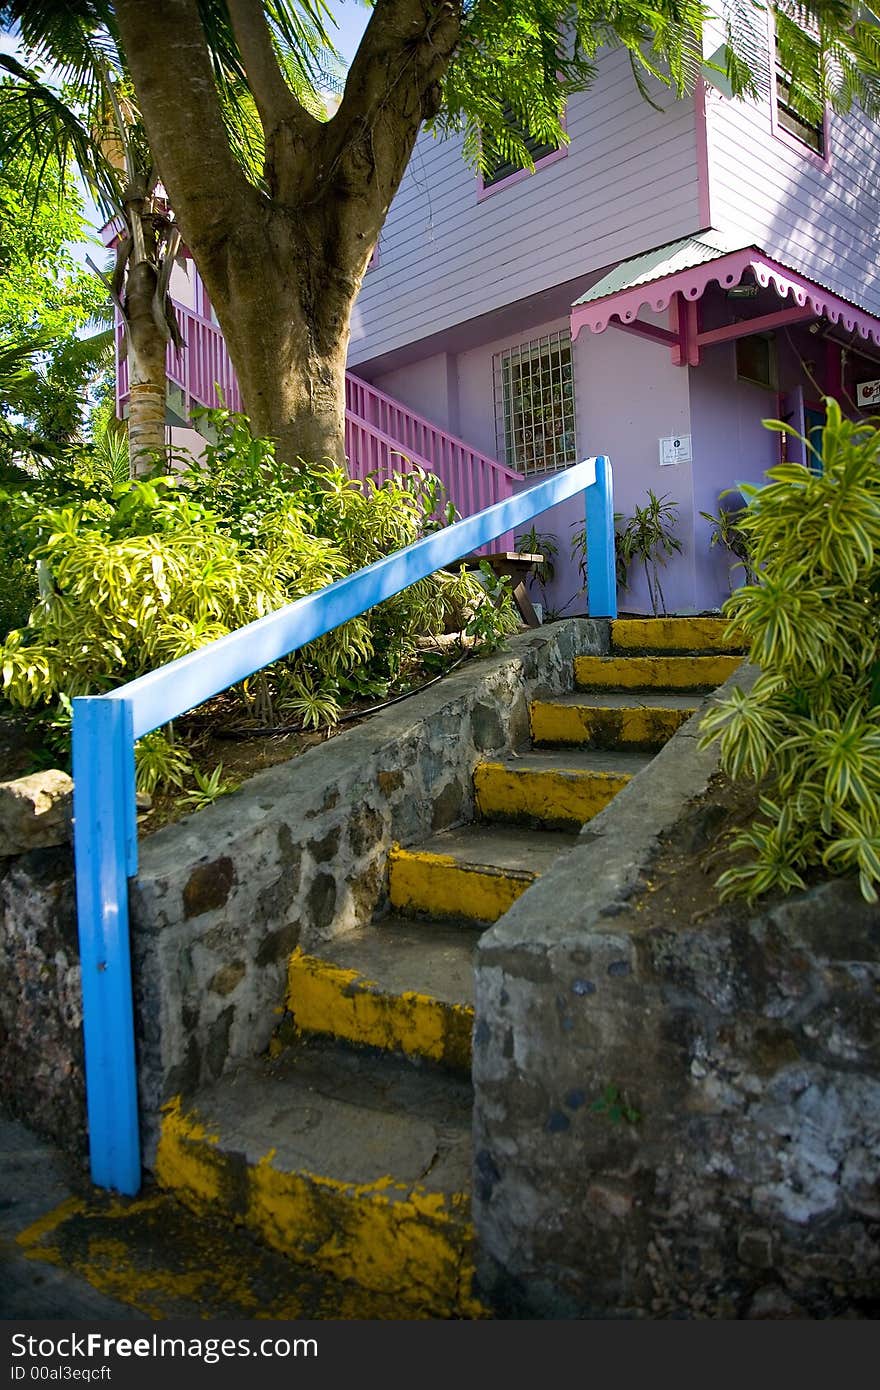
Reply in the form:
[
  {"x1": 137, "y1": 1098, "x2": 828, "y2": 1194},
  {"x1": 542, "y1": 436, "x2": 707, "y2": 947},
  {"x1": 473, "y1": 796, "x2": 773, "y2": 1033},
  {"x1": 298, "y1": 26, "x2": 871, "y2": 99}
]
[
  {"x1": 285, "y1": 947, "x2": 473, "y2": 1070},
  {"x1": 474, "y1": 762, "x2": 630, "y2": 824},
  {"x1": 611, "y1": 617, "x2": 745, "y2": 652},
  {"x1": 389, "y1": 846, "x2": 534, "y2": 923},
  {"x1": 574, "y1": 654, "x2": 742, "y2": 690},
  {"x1": 529, "y1": 700, "x2": 694, "y2": 746},
  {"x1": 155, "y1": 1098, "x2": 485, "y2": 1317}
]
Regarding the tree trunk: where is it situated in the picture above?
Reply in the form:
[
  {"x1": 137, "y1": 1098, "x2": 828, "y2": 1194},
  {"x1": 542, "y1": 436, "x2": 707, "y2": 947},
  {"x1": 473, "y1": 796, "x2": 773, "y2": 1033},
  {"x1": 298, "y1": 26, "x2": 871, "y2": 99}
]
[
  {"x1": 202, "y1": 217, "x2": 356, "y2": 469},
  {"x1": 124, "y1": 224, "x2": 169, "y2": 476},
  {"x1": 114, "y1": 0, "x2": 463, "y2": 473}
]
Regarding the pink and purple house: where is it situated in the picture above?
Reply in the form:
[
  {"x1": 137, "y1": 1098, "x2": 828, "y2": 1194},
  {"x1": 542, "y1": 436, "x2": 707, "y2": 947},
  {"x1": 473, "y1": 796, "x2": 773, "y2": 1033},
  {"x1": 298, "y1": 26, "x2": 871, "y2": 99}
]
[{"x1": 113, "y1": 8, "x2": 880, "y2": 615}]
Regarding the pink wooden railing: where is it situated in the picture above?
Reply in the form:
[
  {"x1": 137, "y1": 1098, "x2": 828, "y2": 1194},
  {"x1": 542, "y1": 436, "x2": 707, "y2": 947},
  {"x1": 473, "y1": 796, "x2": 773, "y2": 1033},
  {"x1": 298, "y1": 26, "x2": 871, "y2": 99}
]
[{"x1": 116, "y1": 301, "x2": 519, "y2": 548}]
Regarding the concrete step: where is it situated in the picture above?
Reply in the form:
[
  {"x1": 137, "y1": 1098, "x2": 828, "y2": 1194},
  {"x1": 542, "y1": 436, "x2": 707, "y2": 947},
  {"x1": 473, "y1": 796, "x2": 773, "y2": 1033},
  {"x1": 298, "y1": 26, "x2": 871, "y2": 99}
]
[
  {"x1": 611, "y1": 617, "x2": 745, "y2": 654},
  {"x1": 574, "y1": 653, "x2": 742, "y2": 691},
  {"x1": 389, "y1": 823, "x2": 578, "y2": 923},
  {"x1": 155, "y1": 1039, "x2": 481, "y2": 1316},
  {"x1": 284, "y1": 916, "x2": 478, "y2": 1070},
  {"x1": 530, "y1": 691, "x2": 700, "y2": 749},
  {"x1": 474, "y1": 749, "x2": 650, "y2": 828}
]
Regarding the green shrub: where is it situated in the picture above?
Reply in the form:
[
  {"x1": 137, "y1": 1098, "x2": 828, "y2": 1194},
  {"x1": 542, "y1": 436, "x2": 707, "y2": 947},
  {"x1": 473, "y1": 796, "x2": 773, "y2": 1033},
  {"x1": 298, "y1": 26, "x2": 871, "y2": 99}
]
[
  {"x1": 700, "y1": 400, "x2": 880, "y2": 903},
  {"x1": 0, "y1": 406, "x2": 512, "y2": 785}
]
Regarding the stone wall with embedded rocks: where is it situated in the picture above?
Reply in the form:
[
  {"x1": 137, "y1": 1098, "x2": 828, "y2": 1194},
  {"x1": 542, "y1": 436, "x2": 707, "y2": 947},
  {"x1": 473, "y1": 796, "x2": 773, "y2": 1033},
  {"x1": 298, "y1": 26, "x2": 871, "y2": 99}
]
[
  {"x1": 1, "y1": 620, "x2": 606, "y2": 1157},
  {"x1": 473, "y1": 665, "x2": 880, "y2": 1319},
  {"x1": 0, "y1": 846, "x2": 85, "y2": 1149}
]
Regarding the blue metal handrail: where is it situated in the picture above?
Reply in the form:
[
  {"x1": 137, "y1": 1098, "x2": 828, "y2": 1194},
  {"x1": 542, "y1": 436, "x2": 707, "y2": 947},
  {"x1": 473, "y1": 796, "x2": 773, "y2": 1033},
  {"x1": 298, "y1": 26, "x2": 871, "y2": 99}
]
[{"x1": 72, "y1": 455, "x2": 615, "y2": 1194}]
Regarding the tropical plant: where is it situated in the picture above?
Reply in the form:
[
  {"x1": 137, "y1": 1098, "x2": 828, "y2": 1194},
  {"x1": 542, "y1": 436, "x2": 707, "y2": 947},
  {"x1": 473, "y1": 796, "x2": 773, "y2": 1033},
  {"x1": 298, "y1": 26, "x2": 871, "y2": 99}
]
[
  {"x1": 463, "y1": 562, "x2": 518, "y2": 652},
  {"x1": 515, "y1": 525, "x2": 558, "y2": 589},
  {"x1": 700, "y1": 400, "x2": 880, "y2": 904},
  {"x1": 134, "y1": 729, "x2": 194, "y2": 794},
  {"x1": 4, "y1": 2, "x2": 875, "y2": 471},
  {"x1": 617, "y1": 490, "x2": 682, "y2": 616},
  {"x1": 570, "y1": 512, "x2": 629, "y2": 597},
  {"x1": 0, "y1": 3, "x2": 337, "y2": 473},
  {"x1": 175, "y1": 761, "x2": 237, "y2": 811},
  {"x1": 700, "y1": 495, "x2": 758, "y2": 590},
  {"x1": 0, "y1": 408, "x2": 494, "y2": 786},
  {"x1": 1, "y1": 43, "x2": 179, "y2": 472},
  {"x1": 0, "y1": 87, "x2": 111, "y2": 468}
]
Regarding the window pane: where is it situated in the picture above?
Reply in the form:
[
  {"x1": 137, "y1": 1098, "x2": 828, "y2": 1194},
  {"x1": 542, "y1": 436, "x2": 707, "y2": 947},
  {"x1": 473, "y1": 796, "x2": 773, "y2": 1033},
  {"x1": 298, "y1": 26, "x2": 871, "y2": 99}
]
[{"x1": 493, "y1": 331, "x2": 577, "y2": 476}]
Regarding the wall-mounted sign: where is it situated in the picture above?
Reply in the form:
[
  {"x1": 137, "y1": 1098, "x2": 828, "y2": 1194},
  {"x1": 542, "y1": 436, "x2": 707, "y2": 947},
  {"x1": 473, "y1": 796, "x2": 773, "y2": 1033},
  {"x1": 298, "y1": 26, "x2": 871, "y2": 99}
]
[
  {"x1": 856, "y1": 378, "x2": 880, "y2": 408},
  {"x1": 659, "y1": 434, "x2": 692, "y2": 466}
]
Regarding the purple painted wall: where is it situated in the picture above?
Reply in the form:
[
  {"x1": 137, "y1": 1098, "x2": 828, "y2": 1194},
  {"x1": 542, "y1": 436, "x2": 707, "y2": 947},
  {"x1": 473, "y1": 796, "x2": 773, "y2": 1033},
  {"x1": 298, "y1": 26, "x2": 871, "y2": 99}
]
[
  {"x1": 349, "y1": 48, "x2": 702, "y2": 369},
  {"x1": 372, "y1": 353, "x2": 461, "y2": 436},
  {"x1": 703, "y1": 12, "x2": 880, "y2": 316}
]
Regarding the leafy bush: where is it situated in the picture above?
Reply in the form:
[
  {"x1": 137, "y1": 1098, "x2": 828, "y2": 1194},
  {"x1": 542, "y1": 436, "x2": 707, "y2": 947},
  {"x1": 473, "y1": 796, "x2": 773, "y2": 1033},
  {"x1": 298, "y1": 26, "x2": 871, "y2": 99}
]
[
  {"x1": 570, "y1": 491, "x2": 681, "y2": 613},
  {"x1": 0, "y1": 405, "x2": 513, "y2": 787},
  {"x1": 616, "y1": 490, "x2": 682, "y2": 616},
  {"x1": 699, "y1": 496, "x2": 757, "y2": 590},
  {"x1": 700, "y1": 401, "x2": 880, "y2": 903}
]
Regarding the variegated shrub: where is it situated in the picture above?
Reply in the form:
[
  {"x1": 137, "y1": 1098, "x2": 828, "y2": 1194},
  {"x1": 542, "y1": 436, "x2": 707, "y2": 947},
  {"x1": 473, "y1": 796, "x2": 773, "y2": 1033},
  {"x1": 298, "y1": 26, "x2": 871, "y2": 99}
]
[{"x1": 700, "y1": 400, "x2": 880, "y2": 903}]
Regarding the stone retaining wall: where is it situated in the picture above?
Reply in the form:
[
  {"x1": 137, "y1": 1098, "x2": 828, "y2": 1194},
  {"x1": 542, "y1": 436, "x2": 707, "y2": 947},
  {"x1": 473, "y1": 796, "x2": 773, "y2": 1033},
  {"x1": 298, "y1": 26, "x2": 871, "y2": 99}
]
[
  {"x1": 1, "y1": 619, "x2": 606, "y2": 1156},
  {"x1": 473, "y1": 664, "x2": 880, "y2": 1318}
]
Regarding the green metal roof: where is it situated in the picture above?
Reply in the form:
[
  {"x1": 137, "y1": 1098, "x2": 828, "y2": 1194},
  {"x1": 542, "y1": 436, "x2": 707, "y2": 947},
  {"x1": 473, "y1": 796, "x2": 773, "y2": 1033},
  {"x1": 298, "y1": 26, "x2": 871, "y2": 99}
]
[{"x1": 572, "y1": 231, "x2": 749, "y2": 306}]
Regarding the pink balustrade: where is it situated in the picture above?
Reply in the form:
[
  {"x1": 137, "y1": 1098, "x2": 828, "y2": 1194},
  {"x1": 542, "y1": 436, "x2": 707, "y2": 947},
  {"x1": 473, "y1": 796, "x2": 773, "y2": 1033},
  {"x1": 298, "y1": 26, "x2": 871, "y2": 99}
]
[{"x1": 116, "y1": 301, "x2": 519, "y2": 550}]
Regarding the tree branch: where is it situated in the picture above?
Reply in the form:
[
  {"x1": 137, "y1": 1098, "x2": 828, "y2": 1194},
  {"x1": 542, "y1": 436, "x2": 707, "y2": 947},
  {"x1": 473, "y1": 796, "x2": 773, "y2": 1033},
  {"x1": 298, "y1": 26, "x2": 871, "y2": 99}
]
[
  {"x1": 226, "y1": 0, "x2": 317, "y2": 141},
  {"x1": 318, "y1": 0, "x2": 462, "y2": 253},
  {"x1": 334, "y1": 0, "x2": 462, "y2": 142},
  {"x1": 114, "y1": 0, "x2": 253, "y2": 250}
]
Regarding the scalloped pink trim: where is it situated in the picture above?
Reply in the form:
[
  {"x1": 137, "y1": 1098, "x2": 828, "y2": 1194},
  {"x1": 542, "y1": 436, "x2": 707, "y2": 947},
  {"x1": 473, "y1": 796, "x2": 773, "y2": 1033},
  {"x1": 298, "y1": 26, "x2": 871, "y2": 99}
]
[{"x1": 571, "y1": 248, "x2": 880, "y2": 348}]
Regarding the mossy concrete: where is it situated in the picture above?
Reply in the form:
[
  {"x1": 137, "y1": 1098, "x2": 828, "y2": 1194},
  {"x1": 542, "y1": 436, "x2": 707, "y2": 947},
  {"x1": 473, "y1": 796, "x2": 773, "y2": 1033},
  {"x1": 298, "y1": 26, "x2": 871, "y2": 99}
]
[
  {"x1": 1, "y1": 619, "x2": 606, "y2": 1159},
  {"x1": 473, "y1": 662, "x2": 880, "y2": 1318}
]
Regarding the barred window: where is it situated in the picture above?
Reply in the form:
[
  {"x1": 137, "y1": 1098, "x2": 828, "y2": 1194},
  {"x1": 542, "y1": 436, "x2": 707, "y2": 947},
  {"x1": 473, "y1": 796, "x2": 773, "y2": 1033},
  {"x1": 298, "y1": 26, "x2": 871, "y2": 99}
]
[{"x1": 493, "y1": 330, "x2": 577, "y2": 476}]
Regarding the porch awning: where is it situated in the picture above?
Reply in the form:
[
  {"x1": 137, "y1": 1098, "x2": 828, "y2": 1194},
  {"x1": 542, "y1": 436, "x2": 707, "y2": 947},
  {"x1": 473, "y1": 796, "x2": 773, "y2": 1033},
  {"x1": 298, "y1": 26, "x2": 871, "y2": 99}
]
[{"x1": 570, "y1": 232, "x2": 880, "y2": 364}]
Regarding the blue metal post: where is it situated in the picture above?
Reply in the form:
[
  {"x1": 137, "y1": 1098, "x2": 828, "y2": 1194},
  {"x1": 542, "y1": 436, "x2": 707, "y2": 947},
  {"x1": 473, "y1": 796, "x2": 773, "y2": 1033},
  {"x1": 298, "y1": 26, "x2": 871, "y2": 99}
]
[
  {"x1": 72, "y1": 695, "x2": 141, "y2": 1194},
  {"x1": 69, "y1": 453, "x2": 616, "y2": 1193},
  {"x1": 585, "y1": 454, "x2": 617, "y2": 618}
]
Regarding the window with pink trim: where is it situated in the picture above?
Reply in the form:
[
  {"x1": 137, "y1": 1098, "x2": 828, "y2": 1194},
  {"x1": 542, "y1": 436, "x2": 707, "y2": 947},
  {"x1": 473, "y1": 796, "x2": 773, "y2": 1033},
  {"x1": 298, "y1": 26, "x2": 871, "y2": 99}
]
[
  {"x1": 770, "y1": 18, "x2": 830, "y2": 165},
  {"x1": 478, "y1": 104, "x2": 567, "y2": 199}
]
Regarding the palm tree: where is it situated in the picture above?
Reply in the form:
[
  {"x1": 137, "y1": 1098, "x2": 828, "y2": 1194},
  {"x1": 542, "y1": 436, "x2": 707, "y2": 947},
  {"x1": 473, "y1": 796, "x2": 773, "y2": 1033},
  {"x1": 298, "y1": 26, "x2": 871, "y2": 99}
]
[
  {"x1": 1, "y1": 44, "x2": 194, "y2": 474},
  {"x1": 0, "y1": 1, "x2": 338, "y2": 474}
]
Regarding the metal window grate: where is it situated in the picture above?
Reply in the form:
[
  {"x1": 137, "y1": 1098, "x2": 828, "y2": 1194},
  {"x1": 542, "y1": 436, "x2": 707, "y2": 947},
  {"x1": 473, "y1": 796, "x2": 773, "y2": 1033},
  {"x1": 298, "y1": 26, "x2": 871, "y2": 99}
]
[{"x1": 492, "y1": 330, "x2": 577, "y2": 476}]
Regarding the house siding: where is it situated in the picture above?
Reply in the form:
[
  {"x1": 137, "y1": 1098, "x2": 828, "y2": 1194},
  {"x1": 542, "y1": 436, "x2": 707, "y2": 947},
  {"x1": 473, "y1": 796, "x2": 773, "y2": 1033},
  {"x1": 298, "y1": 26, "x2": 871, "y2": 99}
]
[
  {"x1": 349, "y1": 48, "x2": 703, "y2": 368},
  {"x1": 704, "y1": 62, "x2": 880, "y2": 316}
]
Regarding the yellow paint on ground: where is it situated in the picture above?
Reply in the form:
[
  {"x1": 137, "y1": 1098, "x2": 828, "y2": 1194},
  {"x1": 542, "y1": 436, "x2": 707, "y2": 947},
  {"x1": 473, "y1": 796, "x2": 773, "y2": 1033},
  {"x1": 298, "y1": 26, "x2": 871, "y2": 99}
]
[
  {"x1": 574, "y1": 654, "x2": 742, "y2": 690},
  {"x1": 285, "y1": 948, "x2": 473, "y2": 1069},
  {"x1": 611, "y1": 617, "x2": 745, "y2": 652},
  {"x1": 158, "y1": 1103, "x2": 485, "y2": 1317},
  {"x1": 16, "y1": 1186, "x2": 443, "y2": 1319},
  {"x1": 389, "y1": 846, "x2": 534, "y2": 923},
  {"x1": 474, "y1": 761, "x2": 629, "y2": 825},
  {"x1": 529, "y1": 700, "x2": 694, "y2": 747}
]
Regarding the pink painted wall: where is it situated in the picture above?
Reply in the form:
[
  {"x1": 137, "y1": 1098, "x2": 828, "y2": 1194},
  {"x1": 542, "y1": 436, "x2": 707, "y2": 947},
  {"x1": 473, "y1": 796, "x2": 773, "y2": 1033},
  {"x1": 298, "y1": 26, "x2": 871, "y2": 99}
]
[
  {"x1": 454, "y1": 309, "x2": 699, "y2": 616},
  {"x1": 687, "y1": 344, "x2": 779, "y2": 605},
  {"x1": 575, "y1": 313, "x2": 696, "y2": 614}
]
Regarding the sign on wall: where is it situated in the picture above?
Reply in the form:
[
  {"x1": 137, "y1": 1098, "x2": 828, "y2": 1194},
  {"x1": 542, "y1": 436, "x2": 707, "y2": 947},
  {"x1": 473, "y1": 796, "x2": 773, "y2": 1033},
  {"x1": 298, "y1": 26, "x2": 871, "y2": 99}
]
[
  {"x1": 856, "y1": 378, "x2": 880, "y2": 408},
  {"x1": 659, "y1": 434, "x2": 693, "y2": 466}
]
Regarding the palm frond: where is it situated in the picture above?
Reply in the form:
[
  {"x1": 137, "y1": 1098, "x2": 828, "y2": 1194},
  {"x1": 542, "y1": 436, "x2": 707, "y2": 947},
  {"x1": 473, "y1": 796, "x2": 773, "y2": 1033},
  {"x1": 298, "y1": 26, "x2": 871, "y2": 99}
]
[{"x1": 0, "y1": 55, "x2": 123, "y2": 214}]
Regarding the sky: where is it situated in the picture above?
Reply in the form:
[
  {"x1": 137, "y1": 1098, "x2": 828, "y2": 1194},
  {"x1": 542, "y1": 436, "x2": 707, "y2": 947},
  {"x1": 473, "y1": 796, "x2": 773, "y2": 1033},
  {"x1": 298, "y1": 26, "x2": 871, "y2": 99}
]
[{"x1": 328, "y1": 2, "x2": 372, "y2": 65}]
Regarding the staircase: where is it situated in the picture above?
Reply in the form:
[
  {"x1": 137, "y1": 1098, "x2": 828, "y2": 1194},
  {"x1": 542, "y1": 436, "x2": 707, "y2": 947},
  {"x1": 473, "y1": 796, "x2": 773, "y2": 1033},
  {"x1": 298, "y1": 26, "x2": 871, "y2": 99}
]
[
  {"x1": 116, "y1": 302, "x2": 520, "y2": 550},
  {"x1": 152, "y1": 617, "x2": 743, "y2": 1317}
]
